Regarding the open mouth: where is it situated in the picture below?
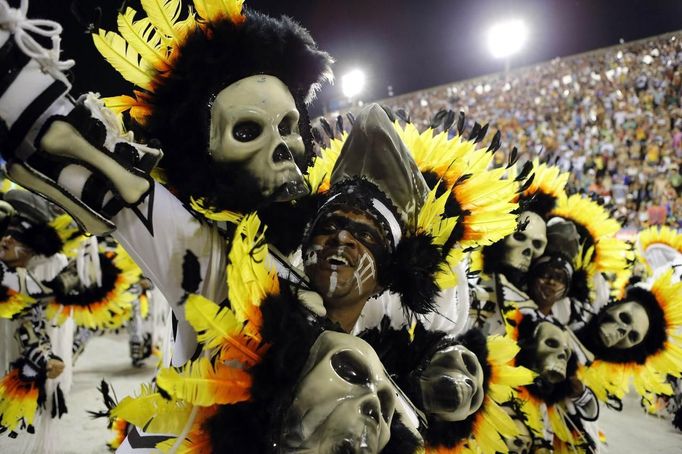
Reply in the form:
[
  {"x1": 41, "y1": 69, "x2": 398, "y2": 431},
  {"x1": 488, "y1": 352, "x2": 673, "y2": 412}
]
[{"x1": 322, "y1": 250, "x2": 354, "y2": 268}]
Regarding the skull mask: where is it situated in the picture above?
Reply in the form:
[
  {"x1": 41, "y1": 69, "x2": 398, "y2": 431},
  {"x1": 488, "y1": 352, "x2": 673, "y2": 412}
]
[
  {"x1": 281, "y1": 331, "x2": 396, "y2": 454},
  {"x1": 502, "y1": 211, "x2": 547, "y2": 272},
  {"x1": 418, "y1": 345, "x2": 485, "y2": 421},
  {"x1": 533, "y1": 322, "x2": 571, "y2": 384},
  {"x1": 501, "y1": 405, "x2": 533, "y2": 454},
  {"x1": 209, "y1": 75, "x2": 308, "y2": 201},
  {"x1": 598, "y1": 301, "x2": 650, "y2": 349}
]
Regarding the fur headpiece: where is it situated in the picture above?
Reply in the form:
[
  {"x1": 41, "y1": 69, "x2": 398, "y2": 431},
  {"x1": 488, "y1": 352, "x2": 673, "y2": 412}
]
[
  {"x1": 4, "y1": 190, "x2": 63, "y2": 257},
  {"x1": 94, "y1": 0, "x2": 333, "y2": 211}
]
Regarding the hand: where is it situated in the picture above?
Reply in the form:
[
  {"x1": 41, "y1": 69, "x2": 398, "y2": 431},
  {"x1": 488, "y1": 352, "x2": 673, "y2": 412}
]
[{"x1": 46, "y1": 358, "x2": 65, "y2": 379}]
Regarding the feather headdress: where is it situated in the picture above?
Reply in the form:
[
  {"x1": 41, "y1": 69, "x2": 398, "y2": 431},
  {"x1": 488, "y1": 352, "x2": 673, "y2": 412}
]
[
  {"x1": 551, "y1": 193, "x2": 634, "y2": 300},
  {"x1": 94, "y1": 0, "x2": 333, "y2": 212},
  {"x1": 578, "y1": 269, "x2": 682, "y2": 404}
]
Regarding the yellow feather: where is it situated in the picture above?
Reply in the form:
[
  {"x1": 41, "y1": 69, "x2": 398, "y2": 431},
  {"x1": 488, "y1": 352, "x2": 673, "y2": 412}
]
[
  {"x1": 92, "y1": 30, "x2": 153, "y2": 89},
  {"x1": 157, "y1": 358, "x2": 251, "y2": 406},
  {"x1": 141, "y1": 0, "x2": 183, "y2": 43},
  {"x1": 193, "y1": 0, "x2": 244, "y2": 23},
  {"x1": 184, "y1": 294, "x2": 265, "y2": 366},
  {"x1": 118, "y1": 8, "x2": 170, "y2": 71},
  {"x1": 112, "y1": 384, "x2": 193, "y2": 434}
]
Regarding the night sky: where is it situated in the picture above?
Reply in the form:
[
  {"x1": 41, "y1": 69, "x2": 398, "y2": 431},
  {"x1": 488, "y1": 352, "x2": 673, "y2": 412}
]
[{"x1": 19, "y1": 0, "x2": 682, "y2": 115}]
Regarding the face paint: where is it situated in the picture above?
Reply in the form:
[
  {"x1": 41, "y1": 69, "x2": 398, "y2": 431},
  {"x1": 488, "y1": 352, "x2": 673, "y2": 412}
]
[
  {"x1": 304, "y1": 209, "x2": 386, "y2": 310},
  {"x1": 353, "y1": 252, "x2": 377, "y2": 296}
]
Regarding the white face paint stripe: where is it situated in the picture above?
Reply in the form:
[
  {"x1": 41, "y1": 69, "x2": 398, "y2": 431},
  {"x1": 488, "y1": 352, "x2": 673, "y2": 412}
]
[
  {"x1": 328, "y1": 271, "x2": 338, "y2": 297},
  {"x1": 353, "y1": 252, "x2": 376, "y2": 295}
]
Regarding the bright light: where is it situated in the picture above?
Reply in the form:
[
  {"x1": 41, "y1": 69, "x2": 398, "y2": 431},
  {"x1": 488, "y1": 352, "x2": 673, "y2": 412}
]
[
  {"x1": 341, "y1": 69, "x2": 366, "y2": 98},
  {"x1": 486, "y1": 19, "x2": 528, "y2": 59}
]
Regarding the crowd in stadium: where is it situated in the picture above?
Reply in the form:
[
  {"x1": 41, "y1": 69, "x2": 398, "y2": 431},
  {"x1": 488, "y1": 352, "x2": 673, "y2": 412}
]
[{"x1": 379, "y1": 32, "x2": 682, "y2": 230}]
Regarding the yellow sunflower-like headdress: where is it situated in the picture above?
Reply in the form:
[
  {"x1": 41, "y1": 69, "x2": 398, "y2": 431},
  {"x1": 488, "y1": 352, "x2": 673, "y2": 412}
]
[
  {"x1": 551, "y1": 193, "x2": 634, "y2": 300},
  {"x1": 45, "y1": 244, "x2": 142, "y2": 330},
  {"x1": 94, "y1": 0, "x2": 246, "y2": 124},
  {"x1": 513, "y1": 158, "x2": 569, "y2": 218},
  {"x1": 579, "y1": 268, "x2": 682, "y2": 404},
  {"x1": 637, "y1": 225, "x2": 682, "y2": 275}
]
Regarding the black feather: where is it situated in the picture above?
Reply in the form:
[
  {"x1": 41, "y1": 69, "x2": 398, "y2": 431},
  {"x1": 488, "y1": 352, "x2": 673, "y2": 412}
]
[
  {"x1": 456, "y1": 112, "x2": 465, "y2": 135},
  {"x1": 507, "y1": 146, "x2": 519, "y2": 168},
  {"x1": 443, "y1": 110, "x2": 456, "y2": 131},
  {"x1": 336, "y1": 114, "x2": 344, "y2": 135},
  {"x1": 319, "y1": 117, "x2": 334, "y2": 139},
  {"x1": 396, "y1": 109, "x2": 410, "y2": 124},
  {"x1": 468, "y1": 122, "x2": 481, "y2": 141},
  {"x1": 476, "y1": 123, "x2": 489, "y2": 143},
  {"x1": 430, "y1": 110, "x2": 448, "y2": 130},
  {"x1": 673, "y1": 406, "x2": 682, "y2": 431},
  {"x1": 487, "y1": 130, "x2": 501, "y2": 152},
  {"x1": 386, "y1": 233, "x2": 442, "y2": 315},
  {"x1": 346, "y1": 112, "x2": 355, "y2": 126},
  {"x1": 311, "y1": 126, "x2": 323, "y2": 145}
]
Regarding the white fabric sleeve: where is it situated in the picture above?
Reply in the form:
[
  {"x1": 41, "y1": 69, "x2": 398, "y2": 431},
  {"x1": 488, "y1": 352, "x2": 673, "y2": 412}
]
[{"x1": 112, "y1": 183, "x2": 228, "y2": 366}]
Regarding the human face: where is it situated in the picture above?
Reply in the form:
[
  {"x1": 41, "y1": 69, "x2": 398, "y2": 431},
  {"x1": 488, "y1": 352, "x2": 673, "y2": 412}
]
[
  {"x1": 598, "y1": 301, "x2": 650, "y2": 349},
  {"x1": 0, "y1": 235, "x2": 33, "y2": 268},
  {"x1": 304, "y1": 209, "x2": 387, "y2": 309},
  {"x1": 530, "y1": 264, "x2": 569, "y2": 309}
]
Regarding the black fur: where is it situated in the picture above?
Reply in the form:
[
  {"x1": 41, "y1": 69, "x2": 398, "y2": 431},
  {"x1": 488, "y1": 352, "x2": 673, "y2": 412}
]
[
  {"x1": 205, "y1": 285, "x2": 333, "y2": 453},
  {"x1": 387, "y1": 233, "x2": 443, "y2": 315},
  {"x1": 139, "y1": 10, "x2": 332, "y2": 211},
  {"x1": 576, "y1": 287, "x2": 666, "y2": 365},
  {"x1": 519, "y1": 191, "x2": 558, "y2": 219},
  {"x1": 384, "y1": 415, "x2": 423, "y2": 454},
  {"x1": 258, "y1": 192, "x2": 323, "y2": 256}
]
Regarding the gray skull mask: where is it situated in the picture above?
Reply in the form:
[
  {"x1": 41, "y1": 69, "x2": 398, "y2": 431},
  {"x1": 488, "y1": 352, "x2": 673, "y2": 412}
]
[
  {"x1": 418, "y1": 345, "x2": 485, "y2": 421},
  {"x1": 598, "y1": 301, "x2": 650, "y2": 349},
  {"x1": 280, "y1": 331, "x2": 396, "y2": 454},
  {"x1": 533, "y1": 322, "x2": 571, "y2": 384},
  {"x1": 209, "y1": 75, "x2": 308, "y2": 201},
  {"x1": 502, "y1": 211, "x2": 547, "y2": 272}
]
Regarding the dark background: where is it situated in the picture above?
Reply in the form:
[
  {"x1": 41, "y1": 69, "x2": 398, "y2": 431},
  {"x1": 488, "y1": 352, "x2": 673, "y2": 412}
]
[{"x1": 17, "y1": 0, "x2": 682, "y2": 115}]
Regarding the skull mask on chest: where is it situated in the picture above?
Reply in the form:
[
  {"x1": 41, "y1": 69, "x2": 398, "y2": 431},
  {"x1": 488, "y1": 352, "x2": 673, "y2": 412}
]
[
  {"x1": 280, "y1": 331, "x2": 397, "y2": 454},
  {"x1": 418, "y1": 345, "x2": 485, "y2": 422},
  {"x1": 532, "y1": 321, "x2": 571, "y2": 384}
]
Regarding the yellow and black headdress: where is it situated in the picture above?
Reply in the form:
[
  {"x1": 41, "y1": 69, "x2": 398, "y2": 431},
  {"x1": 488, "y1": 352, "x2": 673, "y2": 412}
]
[
  {"x1": 577, "y1": 269, "x2": 682, "y2": 405},
  {"x1": 95, "y1": 0, "x2": 333, "y2": 212},
  {"x1": 551, "y1": 193, "x2": 634, "y2": 302}
]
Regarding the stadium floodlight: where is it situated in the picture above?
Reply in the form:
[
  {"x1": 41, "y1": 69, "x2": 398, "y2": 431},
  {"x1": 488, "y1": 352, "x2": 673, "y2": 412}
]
[
  {"x1": 341, "y1": 69, "x2": 366, "y2": 99},
  {"x1": 486, "y1": 18, "x2": 528, "y2": 60}
]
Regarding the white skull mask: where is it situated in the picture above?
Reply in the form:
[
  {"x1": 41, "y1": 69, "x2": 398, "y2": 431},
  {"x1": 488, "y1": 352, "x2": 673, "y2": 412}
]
[
  {"x1": 598, "y1": 301, "x2": 650, "y2": 349},
  {"x1": 502, "y1": 211, "x2": 547, "y2": 272},
  {"x1": 281, "y1": 331, "x2": 396, "y2": 454},
  {"x1": 533, "y1": 322, "x2": 571, "y2": 384},
  {"x1": 418, "y1": 345, "x2": 485, "y2": 422},
  {"x1": 209, "y1": 74, "x2": 307, "y2": 201}
]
